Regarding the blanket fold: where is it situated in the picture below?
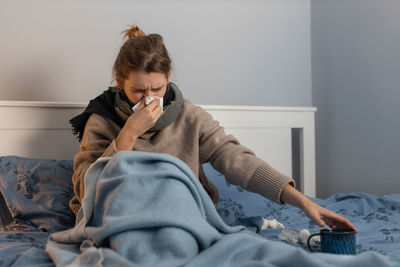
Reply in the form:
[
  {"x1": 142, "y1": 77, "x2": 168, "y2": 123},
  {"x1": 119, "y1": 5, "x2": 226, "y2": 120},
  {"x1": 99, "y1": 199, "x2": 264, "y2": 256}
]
[{"x1": 45, "y1": 151, "x2": 396, "y2": 267}]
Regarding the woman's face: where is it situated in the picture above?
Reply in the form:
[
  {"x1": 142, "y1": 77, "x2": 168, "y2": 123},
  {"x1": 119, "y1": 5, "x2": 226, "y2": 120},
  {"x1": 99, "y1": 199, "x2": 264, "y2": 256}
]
[{"x1": 119, "y1": 71, "x2": 170, "y2": 104}]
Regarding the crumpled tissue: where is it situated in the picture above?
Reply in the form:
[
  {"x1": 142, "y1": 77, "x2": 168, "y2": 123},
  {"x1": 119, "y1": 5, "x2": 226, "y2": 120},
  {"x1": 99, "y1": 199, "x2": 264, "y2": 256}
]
[
  {"x1": 279, "y1": 229, "x2": 320, "y2": 247},
  {"x1": 131, "y1": 96, "x2": 164, "y2": 113},
  {"x1": 261, "y1": 219, "x2": 285, "y2": 230}
]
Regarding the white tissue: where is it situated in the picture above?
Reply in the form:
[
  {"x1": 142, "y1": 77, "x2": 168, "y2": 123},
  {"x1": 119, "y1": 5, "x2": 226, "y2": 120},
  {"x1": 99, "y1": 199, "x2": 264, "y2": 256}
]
[
  {"x1": 261, "y1": 219, "x2": 285, "y2": 230},
  {"x1": 298, "y1": 229, "x2": 312, "y2": 245},
  {"x1": 279, "y1": 229, "x2": 299, "y2": 243},
  {"x1": 131, "y1": 96, "x2": 163, "y2": 113},
  {"x1": 278, "y1": 229, "x2": 320, "y2": 246}
]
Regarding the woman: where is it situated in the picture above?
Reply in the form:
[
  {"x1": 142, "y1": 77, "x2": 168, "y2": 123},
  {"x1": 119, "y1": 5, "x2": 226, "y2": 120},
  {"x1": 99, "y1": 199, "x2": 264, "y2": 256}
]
[{"x1": 69, "y1": 24, "x2": 357, "y2": 233}]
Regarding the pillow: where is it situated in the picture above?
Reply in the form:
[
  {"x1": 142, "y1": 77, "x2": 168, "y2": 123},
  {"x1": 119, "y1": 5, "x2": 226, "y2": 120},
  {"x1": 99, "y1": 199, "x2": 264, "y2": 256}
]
[
  {"x1": 0, "y1": 156, "x2": 75, "y2": 232},
  {"x1": 202, "y1": 162, "x2": 283, "y2": 225}
]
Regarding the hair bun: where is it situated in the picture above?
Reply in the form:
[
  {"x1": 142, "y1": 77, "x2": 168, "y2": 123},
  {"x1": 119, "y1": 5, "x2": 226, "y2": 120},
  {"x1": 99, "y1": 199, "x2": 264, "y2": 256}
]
[{"x1": 121, "y1": 24, "x2": 146, "y2": 40}]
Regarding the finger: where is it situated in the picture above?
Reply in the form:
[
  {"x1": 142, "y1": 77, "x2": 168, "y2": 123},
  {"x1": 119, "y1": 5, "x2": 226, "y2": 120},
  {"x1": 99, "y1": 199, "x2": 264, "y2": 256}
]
[
  {"x1": 343, "y1": 220, "x2": 358, "y2": 233},
  {"x1": 323, "y1": 214, "x2": 358, "y2": 233},
  {"x1": 311, "y1": 214, "x2": 326, "y2": 227},
  {"x1": 146, "y1": 99, "x2": 157, "y2": 109},
  {"x1": 156, "y1": 105, "x2": 163, "y2": 118},
  {"x1": 332, "y1": 215, "x2": 353, "y2": 229},
  {"x1": 332, "y1": 222, "x2": 358, "y2": 233},
  {"x1": 153, "y1": 104, "x2": 162, "y2": 118},
  {"x1": 135, "y1": 98, "x2": 146, "y2": 111},
  {"x1": 150, "y1": 101, "x2": 161, "y2": 112},
  {"x1": 316, "y1": 219, "x2": 326, "y2": 227},
  {"x1": 150, "y1": 108, "x2": 162, "y2": 124},
  {"x1": 324, "y1": 219, "x2": 344, "y2": 229}
]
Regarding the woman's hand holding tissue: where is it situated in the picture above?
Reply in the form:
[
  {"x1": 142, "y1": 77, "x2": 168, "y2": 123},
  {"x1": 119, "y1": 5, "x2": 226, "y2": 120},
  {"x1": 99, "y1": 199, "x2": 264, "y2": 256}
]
[
  {"x1": 115, "y1": 98, "x2": 162, "y2": 151},
  {"x1": 280, "y1": 184, "x2": 358, "y2": 233}
]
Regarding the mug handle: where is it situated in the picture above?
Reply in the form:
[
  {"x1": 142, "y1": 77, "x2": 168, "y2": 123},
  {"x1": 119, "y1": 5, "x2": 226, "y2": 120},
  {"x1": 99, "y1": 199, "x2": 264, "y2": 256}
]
[{"x1": 307, "y1": 233, "x2": 321, "y2": 252}]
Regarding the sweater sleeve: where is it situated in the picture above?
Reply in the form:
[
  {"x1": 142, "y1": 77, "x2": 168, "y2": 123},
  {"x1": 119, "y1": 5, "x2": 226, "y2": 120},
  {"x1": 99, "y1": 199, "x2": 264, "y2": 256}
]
[
  {"x1": 69, "y1": 113, "x2": 119, "y2": 216},
  {"x1": 197, "y1": 107, "x2": 295, "y2": 204}
]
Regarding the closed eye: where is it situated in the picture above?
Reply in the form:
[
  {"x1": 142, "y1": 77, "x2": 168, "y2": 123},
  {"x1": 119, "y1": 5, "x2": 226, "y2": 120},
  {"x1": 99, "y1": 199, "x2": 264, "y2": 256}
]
[{"x1": 132, "y1": 87, "x2": 163, "y2": 92}]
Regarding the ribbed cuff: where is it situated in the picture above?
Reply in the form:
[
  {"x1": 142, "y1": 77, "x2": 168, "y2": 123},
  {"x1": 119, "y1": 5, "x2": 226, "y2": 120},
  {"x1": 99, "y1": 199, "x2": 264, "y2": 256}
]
[
  {"x1": 70, "y1": 203, "x2": 80, "y2": 218},
  {"x1": 246, "y1": 162, "x2": 295, "y2": 205},
  {"x1": 69, "y1": 195, "x2": 81, "y2": 218},
  {"x1": 101, "y1": 139, "x2": 118, "y2": 158}
]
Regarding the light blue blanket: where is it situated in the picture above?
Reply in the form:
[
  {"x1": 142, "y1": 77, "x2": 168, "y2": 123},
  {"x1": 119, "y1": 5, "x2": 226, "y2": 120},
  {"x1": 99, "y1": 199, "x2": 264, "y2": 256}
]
[{"x1": 45, "y1": 151, "x2": 397, "y2": 266}]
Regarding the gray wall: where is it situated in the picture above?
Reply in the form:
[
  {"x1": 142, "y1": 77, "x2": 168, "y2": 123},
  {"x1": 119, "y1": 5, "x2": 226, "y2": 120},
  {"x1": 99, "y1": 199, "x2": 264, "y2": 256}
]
[
  {"x1": 312, "y1": 0, "x2": 400, "y2": 198},
  {"x1": 0, "y1": 0, "x2": 311, "y2": 106}
]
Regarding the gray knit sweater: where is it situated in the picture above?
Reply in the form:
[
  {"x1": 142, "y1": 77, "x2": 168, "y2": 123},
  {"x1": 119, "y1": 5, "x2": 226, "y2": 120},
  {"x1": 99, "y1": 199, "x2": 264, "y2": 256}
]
[{"x1": 69, "y1": 98, "x2": 295, "y2": 217}]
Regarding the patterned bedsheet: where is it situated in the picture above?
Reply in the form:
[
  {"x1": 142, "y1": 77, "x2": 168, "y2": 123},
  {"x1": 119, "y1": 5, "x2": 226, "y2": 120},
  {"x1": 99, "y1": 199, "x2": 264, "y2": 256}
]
[
  {"x1": 255, "y1": 193, "x2": 400, "y2": 263},
  {"x1": 2, "y1": 196, "x2": 399, "y2": 266},
  {"x1": 0, "y1": 232, "x2": 52, "y2": 266},
  {"x1": 206, "y1": 160, "x2": 400, "y2": 264},
  {"x1": 0, "y1": 158, "x2": 399, "y2": 266}
]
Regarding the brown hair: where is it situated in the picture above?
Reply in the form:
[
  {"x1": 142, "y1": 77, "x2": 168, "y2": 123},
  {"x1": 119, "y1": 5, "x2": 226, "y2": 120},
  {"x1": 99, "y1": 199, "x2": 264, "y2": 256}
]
[{"x1": 112, "y1": 24, "x2": 172, "y2": 90}]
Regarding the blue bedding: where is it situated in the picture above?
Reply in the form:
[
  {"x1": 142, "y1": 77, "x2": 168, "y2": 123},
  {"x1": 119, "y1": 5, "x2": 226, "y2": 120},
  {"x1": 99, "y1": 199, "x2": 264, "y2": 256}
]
[
  {"x1": 0, "y1": 154, "x2": 399, "y2": 266},
  {"x1": 0, "y1": 232, "x2": 52, "y2": 266},
  {"x1": 257, "y1": 193, "x2": 400, "y2": 261},
  {"x1": 204, "y1": 163, "x2": 400, "y2": 263},
  {"x1": 44, "y1": 151, "x2": 396, "y2": 266}
]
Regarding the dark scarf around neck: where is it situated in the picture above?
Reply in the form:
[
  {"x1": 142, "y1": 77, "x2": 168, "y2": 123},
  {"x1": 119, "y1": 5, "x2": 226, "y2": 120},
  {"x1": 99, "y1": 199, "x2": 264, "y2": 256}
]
[{"x1": 70, "y1": 82, "x2": 183, "y2": 142}]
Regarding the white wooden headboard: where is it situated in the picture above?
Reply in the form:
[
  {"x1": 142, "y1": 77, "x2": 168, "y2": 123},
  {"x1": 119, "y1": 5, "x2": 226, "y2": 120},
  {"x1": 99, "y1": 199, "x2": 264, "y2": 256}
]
[{"x1": 0, "y1": 101, "x2": 317, "y2": 197}]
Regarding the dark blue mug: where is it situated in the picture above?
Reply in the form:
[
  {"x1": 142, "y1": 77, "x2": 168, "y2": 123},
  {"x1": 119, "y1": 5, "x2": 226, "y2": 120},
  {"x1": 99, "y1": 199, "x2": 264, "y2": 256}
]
[{"x1": 307, "y1": 229, "x2": 356, "y2": 255}]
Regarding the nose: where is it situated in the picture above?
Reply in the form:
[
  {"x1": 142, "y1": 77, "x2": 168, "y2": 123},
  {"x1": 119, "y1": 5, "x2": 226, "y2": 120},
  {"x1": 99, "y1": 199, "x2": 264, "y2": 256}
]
[{"x1": 144, "y1": 88, "x2": 154, "y2": 97}]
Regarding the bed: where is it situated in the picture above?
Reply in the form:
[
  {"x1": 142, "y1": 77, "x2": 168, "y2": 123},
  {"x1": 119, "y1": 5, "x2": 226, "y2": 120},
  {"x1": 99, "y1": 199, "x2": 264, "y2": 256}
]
[{"x1": 0, "y1": 101, "x2": 399, "y2": 266}]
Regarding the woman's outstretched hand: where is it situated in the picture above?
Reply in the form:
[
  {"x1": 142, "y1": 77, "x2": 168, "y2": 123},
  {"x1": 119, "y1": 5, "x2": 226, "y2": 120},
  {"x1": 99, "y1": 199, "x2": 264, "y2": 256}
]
[
  {"x1": 301, "y1": 199, "x2": 358, "y2": 232},
  {"x1": 280, "y1": 184, "x2": 358, "y2": 233}
]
